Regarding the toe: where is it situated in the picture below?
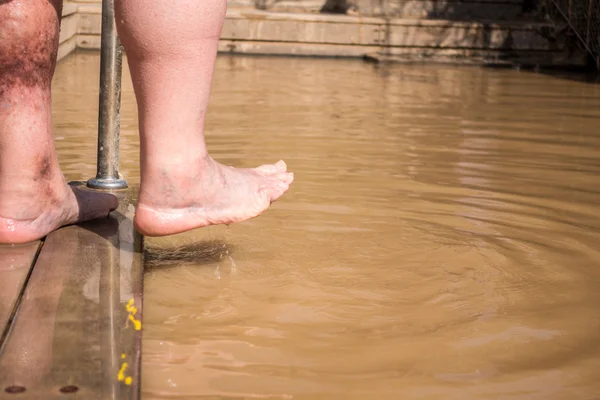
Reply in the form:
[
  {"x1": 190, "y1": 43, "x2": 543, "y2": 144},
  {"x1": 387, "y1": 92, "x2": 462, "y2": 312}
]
[
  {"x1": 268, "y1": 172, "x2": 293, "y2": 186},
  {"x1": 277, "y1": 171, "x2": 294, "y2": 185},
  {"x1": 274, "y1": 160, "x2": 287, "y2": 172},
  {"x1": 256, "y1": 160, "x2": 288, "y2": 175},
  {"x1": 256, "y1": 165, "x2": 276, "y2": 175},
  {"x1": 262, "y1": 179, "x2": 291, "y2": 203}
]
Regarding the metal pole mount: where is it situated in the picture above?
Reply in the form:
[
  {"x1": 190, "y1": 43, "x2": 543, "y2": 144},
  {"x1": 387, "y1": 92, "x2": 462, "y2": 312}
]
[{"x1": 87, "y1": 0, "x2": 128, "y2": 190}]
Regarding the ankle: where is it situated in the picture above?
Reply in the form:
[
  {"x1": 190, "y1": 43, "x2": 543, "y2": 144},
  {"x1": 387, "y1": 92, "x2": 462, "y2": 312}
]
[
  {"x1": 142, "y1": 152, "x2": 213, "y2": 178},
  {"x1": 138, "y1": 155, "x2": 223, "y2": 208},
  {"x1": 0, "y1": 177, "x2": 71, "y2": 220}
]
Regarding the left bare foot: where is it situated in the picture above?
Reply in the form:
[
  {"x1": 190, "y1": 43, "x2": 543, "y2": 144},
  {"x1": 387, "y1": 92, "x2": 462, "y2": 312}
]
[{"x1": 134, "y1": 156, "x2": 294, "y2": 236}]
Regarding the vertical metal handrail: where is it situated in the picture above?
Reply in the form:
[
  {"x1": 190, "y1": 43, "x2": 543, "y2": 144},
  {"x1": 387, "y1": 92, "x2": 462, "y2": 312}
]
[{"x1": 88, "y1": 0, "x2": 128, "y2": 190}]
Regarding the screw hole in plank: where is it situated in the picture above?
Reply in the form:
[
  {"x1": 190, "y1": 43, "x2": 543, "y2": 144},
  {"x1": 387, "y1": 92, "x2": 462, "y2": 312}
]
[
  {"x1": 4, "y1": 386, "x2": 26, "y2": 394},
  {"x1": 60, "y1": 385, "x2": 79, "y2": 394}
]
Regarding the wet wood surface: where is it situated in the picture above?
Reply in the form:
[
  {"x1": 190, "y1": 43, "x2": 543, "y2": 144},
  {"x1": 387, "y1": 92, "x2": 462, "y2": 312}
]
[
  {"x1": 0, "y1": 241, "x2": 41, "y2": 348},
  {"x1": 0, "y1": 188, "x2": 143, "y2": 400}
]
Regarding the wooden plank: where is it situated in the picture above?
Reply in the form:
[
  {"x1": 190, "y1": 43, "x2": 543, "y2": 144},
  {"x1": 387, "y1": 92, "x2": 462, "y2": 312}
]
[
  {"x1": 0, "y1": 186, "x2": 143, "y2": 399},
  {"x1": 76, "y1": 34, "x2": 102, "y2": 50},
  {"x1": 62, "y1": 2, "x2": 78, "y2": 17},
  {"x1": 0, "y1": 241, "x2": 41, "y2": 348},
  {"x1": 57, "y1": 36, "x2": 77, "y2": 62},
  {"x1": 218, "y1": 39, "x2": 381, "y2": 57},
  {"x1": 59, "y1": 13, "x2": 78, "y2": 45}
]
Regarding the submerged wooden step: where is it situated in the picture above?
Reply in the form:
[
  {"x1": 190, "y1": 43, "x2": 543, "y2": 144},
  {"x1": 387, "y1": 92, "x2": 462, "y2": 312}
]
[
  {"x1": 0, "y1": 187, "x2": 143, "y2": 400},
  {"x1": 0, "y1": 242, "x2": 41, "y2": 348}
]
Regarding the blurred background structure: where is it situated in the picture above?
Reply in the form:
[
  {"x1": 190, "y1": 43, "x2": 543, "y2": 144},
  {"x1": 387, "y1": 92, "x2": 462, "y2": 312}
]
[
  {"x1": 537, "y1": 0, "x2": 599, "y2": 68},
  {"x1": 58, "y1": 0, "x2": 599, "y2": 69}
]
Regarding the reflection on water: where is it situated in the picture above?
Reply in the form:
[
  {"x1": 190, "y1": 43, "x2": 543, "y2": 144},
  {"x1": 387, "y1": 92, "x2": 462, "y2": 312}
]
[{"x1": 52, "y1": 52, "x2": 600, "y2": 399}]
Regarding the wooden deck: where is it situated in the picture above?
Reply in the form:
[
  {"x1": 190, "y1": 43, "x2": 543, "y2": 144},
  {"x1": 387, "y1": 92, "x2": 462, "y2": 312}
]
[{"x1": 0, "y1": 185, "x2": 143, "y2": 399}]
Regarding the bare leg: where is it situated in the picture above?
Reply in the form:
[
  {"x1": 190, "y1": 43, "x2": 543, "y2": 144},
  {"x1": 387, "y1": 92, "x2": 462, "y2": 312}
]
[
  {"x1": 0, "y1": 0, "x2": 118, "y2": 245},
  {"x1": 115, "y1": 0, "x2": 294, "y2": 237}
]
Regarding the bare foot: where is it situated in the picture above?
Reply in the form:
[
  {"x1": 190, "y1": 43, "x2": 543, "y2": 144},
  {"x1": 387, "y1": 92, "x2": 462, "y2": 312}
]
[
  {"x1": 134, "y1": 157, "x2": 294, "y2": 236},
  {"x1": 0, "y1": 183, "x2": 118, "y2": 245}
]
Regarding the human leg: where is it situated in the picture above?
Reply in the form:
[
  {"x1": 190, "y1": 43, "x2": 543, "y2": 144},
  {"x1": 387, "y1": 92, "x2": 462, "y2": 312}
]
[
  {"x1": 115, "y1": 0, "x2": 294, "y2": 236},
  {"x1": 0, "y1": 0, "x2": 118, "y2": 245}
]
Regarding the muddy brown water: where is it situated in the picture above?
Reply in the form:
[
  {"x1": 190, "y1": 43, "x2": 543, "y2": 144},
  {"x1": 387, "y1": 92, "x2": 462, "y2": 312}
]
[{"x1": 52, "y1": 52, "x2": 600, "y2": 399}]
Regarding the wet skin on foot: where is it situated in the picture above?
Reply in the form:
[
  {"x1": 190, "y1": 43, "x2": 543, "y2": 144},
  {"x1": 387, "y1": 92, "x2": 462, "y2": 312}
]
[
  {"x1": 0, "y1": 183, "x2": 118, "y2": 245},
  {"x1": 134, "y1": 158, "x2": 294, "y2": 236}
]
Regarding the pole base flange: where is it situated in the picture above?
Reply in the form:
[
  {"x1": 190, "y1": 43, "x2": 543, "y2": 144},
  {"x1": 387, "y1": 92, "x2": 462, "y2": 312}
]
[{"x1": 87, "y1": 177, "x2": 128, "y2": 190}]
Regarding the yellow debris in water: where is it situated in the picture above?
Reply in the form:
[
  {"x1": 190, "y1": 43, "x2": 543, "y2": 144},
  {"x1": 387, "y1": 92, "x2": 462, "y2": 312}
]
[
  {"x1": 129, "y1": 313, "x2": 142, "y2": 331},
  {"x1": 125, "y1": 298, "x2": 142, "y2": 330},
  {"x1": 118, "y1": 362, "x2": 128, "y2": 381}
]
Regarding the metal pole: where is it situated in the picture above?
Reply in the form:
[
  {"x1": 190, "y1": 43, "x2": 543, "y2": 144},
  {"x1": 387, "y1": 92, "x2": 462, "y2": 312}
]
[{"x1": 87, "y1": 0, "x2": 128, "y2": 190}]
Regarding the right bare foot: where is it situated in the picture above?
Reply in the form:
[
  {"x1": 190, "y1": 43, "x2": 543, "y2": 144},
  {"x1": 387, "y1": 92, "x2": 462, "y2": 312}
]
[
  {"x1": 0, "y1": 182, "x2": 118, "y2": 245},
  {"x1": 134, "y1": 157, "x2": 294, "y2": 236}
]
